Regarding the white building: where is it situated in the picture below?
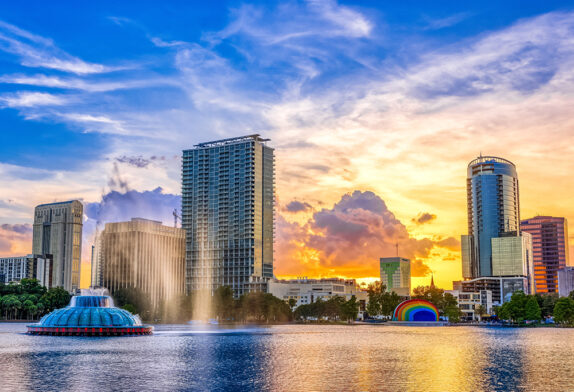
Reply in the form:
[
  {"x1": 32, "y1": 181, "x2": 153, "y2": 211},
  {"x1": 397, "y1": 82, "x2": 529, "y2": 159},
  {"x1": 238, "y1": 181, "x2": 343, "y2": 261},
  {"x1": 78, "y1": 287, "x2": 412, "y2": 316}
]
[
  {"x1": 0, "y1": 256, "x2": 29, "y2": 284},
  {"x1": 446, "y1": 289, "x2": 493, "y2": 321},
  {"x1": 268, "y1": 278, "x2": 368, "y2": 314},
  {"x1": 558, "y1": 267, "x2": 574, "y2": 298}
]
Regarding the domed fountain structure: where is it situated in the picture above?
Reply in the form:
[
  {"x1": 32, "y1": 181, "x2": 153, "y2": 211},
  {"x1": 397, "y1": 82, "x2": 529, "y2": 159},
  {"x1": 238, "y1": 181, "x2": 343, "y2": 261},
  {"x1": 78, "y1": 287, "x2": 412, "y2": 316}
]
[{"x1": 27, "y1": 295, "x2": 153, "y2": 336}]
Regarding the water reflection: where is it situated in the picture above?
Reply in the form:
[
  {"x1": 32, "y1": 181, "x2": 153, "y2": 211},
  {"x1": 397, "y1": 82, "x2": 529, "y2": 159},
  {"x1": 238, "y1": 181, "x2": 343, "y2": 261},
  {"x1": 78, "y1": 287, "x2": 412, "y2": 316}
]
[{"x1": 3, "y1": 324, "x2": 574, "y2": 391}]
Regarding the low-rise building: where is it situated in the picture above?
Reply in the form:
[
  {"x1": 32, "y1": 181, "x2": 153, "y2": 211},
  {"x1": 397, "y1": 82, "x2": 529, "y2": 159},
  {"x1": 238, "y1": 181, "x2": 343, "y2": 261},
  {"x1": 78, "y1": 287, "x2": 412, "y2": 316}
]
[
  {"x1": 0, "y1": 256, "x2": 29, "y2": 284},
  {"x1": 446, "y1": 289, "x2": 493, "y2": 321},
  {"x1": 453, "y1": 276, "x2": 528, "y2": 306},
  {"x1": 268, "y1": 278, "x2": 368, "y2": 316}
]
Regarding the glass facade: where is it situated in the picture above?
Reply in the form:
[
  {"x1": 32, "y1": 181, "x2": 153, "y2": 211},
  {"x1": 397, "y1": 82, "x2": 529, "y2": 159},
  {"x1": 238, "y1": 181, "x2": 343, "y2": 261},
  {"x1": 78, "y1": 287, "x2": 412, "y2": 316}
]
[
  {"x1": 521, "y1": 216, "x2": 570, "y2": 293},
  {"x1": 464, "y1": 156, "x2": 520, "y2": 278},
  {"x1": 182, "y1": 135, "x2": 275, "y2": 297}
]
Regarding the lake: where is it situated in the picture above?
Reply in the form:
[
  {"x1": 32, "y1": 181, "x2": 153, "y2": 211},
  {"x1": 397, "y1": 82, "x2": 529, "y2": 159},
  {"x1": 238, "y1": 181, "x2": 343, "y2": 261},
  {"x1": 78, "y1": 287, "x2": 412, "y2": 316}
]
[{"x1": 1, "y1": 323, "x2": 574, "y2": 391}]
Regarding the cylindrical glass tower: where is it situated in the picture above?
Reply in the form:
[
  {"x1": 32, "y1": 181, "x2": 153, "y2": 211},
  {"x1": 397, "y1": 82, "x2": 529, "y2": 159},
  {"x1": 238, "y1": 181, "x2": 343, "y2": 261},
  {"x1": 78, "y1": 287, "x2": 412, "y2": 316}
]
[{"x1": 464, "y1": 156, "x2": 520, "y2": 277}]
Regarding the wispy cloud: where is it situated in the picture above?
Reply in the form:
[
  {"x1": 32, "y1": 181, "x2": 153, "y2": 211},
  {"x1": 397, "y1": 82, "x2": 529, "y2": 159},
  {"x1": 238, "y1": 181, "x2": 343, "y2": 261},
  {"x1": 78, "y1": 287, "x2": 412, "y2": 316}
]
[
  {"x1": 0, "y1": 20, "x2": 120, "y2": 74},
  {"x1": 0, "y1": 91, "x2": 68, "y2": 107}
]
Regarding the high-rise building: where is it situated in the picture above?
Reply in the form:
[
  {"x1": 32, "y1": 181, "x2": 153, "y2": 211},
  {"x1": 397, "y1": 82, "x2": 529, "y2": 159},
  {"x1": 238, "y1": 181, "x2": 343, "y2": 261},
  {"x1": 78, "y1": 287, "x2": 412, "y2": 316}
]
[
  {"x1": 99, "y1": 218, "x2": 185, "y2": 308},
  {"x1": 460, "y1": 156, "x2": 533, "y2": 302},
  {"x1": 380, "y1": 257, "x2": 411, "y2": 296},
  {"x1": 182, "y1": 135, "x2": 275, "y2": 297},
  {"x1": 462, "y1": 156, "x2": 521, "y2": 278},
  {"x1": 32, "y1": 201, "x2": 83, "y2": 292},
  {"x1": 521, "y1": 216, "x2": 570, "y2": 293}
]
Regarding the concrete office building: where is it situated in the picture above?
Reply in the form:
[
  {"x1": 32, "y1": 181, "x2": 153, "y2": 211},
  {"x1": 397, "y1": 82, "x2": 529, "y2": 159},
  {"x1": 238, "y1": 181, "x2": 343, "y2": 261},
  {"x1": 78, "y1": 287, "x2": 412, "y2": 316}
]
[
  {"x1": 459, "y1": 156, "x2": 533, "y2": 301},
  {"x1": 380, "y1": 257, "x2": 411, "y2": 296},
  {"x1": 521, "y1": 216, "x2": 570, "y2": 294},
  {"x1": 32, "y1": 201, "x2": 83, "y2": 292},
  {"x1": 558, "y1": 267, "x2": 574, "y2": 298},
  {"x1": 182, "y1": 135, "x2": 275, "y2": 297},
  {"x1": 446, "y1": 289, "x2": 493, "y2": 321},
  {"x1": 99, "y1": 218, "x2": 185, "y2": 308}
]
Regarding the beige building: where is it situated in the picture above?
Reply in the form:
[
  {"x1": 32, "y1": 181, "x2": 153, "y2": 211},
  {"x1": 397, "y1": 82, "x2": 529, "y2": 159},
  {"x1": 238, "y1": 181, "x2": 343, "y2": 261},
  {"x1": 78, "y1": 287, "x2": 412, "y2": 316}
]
[
  {"x1": 99, "y1": 218, "x2": 185, "y2": 308},
  {"x1": 33, "y1": 201, "x2": 83, "y2": 292}
]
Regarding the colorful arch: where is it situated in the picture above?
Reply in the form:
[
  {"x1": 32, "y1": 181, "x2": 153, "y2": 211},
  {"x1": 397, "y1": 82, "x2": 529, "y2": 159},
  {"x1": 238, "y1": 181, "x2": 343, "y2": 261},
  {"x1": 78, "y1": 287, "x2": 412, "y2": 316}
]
[{"x1": 392, "y1": 299, "x2": 439, "y2": 322}]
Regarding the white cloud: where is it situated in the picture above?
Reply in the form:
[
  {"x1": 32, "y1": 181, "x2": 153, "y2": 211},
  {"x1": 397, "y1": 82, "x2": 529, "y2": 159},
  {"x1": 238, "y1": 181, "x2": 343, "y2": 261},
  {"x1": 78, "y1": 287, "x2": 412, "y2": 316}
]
[
  {"x1": 0, "y1": 20, "x2": 121, "y2": 74},
  {"x1": 0, "y1": 91, "x2": 68, "y2": 107}
]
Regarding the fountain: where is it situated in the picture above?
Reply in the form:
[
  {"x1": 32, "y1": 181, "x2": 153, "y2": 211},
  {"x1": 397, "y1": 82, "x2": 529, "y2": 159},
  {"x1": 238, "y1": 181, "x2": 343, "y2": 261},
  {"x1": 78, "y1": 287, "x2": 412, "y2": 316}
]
[{"x1": 27, "y1": 292, "x2": 153, "y2": 336}]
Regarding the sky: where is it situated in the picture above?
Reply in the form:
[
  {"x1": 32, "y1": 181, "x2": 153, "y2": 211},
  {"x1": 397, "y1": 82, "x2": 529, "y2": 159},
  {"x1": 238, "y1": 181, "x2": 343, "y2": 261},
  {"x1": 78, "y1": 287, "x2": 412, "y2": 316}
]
[{"x1": 1, "y1": 0, "x2": 574, "y2": 290}]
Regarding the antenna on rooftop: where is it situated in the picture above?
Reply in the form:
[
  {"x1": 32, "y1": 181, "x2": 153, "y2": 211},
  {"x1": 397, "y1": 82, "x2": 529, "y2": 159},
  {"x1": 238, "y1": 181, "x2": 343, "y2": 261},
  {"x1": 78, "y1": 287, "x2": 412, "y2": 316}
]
[{"x1": 396, "y1": 242, "x2": 399, "y2": 257}]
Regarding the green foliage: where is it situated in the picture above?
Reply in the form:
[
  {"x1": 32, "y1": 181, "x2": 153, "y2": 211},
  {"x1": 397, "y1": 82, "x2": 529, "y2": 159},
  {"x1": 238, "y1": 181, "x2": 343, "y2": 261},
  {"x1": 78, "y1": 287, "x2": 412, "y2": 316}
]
[
  {"x1": 412, "y1": 285, "x2": 460, "y2": 320},
  {"x1": 112, "y1": 287, "x2": 152, "y2": 320},
  {"x1": 213, "y1": 286, "x2": 235, "y2": 321},
  {"x1": 524, "y1": 296, "x2": 542, "y2": 321},
  {"x1": 40, "y1": 287, "x2": 71, "y2": 312},
  {"x1": 236, "y1": 292, "x2": 292, "y2": 323},
  {"x1": 536, "y1": 293, "x2": 558, "y2": 318},
  {"x1": 553, "y1": 297, "x2": 574, "y2": 324},
  {"x1": 293, "y1": 295, "x2": 360, "y2": 322},
  {"x1": 366, "y1": 281, "x2": 402, "y2": 318},
  {"x1": 121, "y1": 304, "x2": 137, "y2": 314}
]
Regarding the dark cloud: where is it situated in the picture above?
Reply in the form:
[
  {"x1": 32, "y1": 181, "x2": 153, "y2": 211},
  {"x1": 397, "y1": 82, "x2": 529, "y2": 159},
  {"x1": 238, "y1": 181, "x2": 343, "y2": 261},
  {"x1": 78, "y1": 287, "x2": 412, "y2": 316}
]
[
  {"x1": 435, "y1": 237, "x2": 461, "y2": 250},
  {"x1": 284, "y1": 200, "x2": 313, "y2": 213},
  {"x1": 83, "y1": 187, "x2": 181, "y2": 255},
  {"x1": 412, "y1": 212, "x2": 437, "y2": 225},
  {"x1": 0, "y1": 223, "x2": 32, "y2": 234},
  {"x1": 411, "y1": 259, "x2": 432, "y2": 277},
  {"x1": 115, "y1": 155, "x2": 166, "y2": 169},
  {"x1": 276, "y1": 190, "x2": 436, "y2": 278}
]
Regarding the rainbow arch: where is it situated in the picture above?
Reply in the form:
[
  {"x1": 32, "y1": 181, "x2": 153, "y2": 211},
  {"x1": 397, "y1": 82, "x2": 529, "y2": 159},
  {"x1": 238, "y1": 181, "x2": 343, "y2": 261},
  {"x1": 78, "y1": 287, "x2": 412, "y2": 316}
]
[{"x1": 392, "y1": 299, "x2": 439, "y2": 322}]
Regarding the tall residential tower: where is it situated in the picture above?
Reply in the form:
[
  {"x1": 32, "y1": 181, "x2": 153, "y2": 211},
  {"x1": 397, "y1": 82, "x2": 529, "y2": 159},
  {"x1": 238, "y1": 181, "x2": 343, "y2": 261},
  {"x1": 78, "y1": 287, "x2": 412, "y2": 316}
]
[
  {"x1": 182, "y1": 135, "x2": 275, "y2": 296},
  {"x1": 32, "y1": 200, "x2": 83, "y2": 292}
]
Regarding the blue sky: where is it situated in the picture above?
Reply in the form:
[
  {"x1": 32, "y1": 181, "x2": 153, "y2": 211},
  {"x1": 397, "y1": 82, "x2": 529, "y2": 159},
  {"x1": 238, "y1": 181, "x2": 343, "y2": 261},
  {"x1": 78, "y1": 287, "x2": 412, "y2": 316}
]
[{"x1": 1, "y1": 1, "x2": 574, "y2": 287}]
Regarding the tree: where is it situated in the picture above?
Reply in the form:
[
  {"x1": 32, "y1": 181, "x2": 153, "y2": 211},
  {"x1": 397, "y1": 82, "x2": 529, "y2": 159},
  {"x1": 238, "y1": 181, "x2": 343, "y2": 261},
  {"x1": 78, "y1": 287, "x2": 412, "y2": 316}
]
[
  {"x1": 112, "y1": 287, "x2": 152, "y2": 320},
  {"x1": 41, "y1": 287, "x2": 71, "y2": 312},
  {"x1": 288, "y1": 298, "x2": 297, "y2": 310},
  {"x1": 213, "y1": 286, "x2": 235, "y2": 321},
  {"x1": 524, "y1": 296, "x2": 541, "y2": 321},
  {"x1": 121, "y1": 304, "x2": 137, "y2": 314},
  {"x1": 535, "y1": 293, "x2": 558, "y2": 318},
  {"x1": 366, "y1": 282, "x2": 384, "y2": 317},
  {"x1": 475, "y1": 305, "x2": 487, "y2": 322},
  {"x1": 554, "y1": 297, "x2": 574, "y2": 324},
  {"x1": 341, "y1": 296, "x2": 359, "y2": 322}
]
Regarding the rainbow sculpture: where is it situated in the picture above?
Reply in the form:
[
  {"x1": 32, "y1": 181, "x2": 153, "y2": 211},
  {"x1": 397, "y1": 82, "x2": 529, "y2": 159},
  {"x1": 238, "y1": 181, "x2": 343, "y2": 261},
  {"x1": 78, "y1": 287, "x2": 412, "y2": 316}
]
[{"x1": 392, "y1": 299, "x2": 439, "y2": 322}]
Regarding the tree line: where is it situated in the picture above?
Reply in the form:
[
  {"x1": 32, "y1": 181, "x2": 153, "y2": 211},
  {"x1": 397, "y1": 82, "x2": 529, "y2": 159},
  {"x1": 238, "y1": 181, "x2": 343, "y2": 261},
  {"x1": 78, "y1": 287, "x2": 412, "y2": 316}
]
[
  {"x1": 366, "y1": 282, "x2": 461, "y2": 322},
  {"x1": 0, "y1": 279, "x2": 71, "y2": 320},
  {"x1": 495, "y1": 291, "x2": 574, "y2": 325}
]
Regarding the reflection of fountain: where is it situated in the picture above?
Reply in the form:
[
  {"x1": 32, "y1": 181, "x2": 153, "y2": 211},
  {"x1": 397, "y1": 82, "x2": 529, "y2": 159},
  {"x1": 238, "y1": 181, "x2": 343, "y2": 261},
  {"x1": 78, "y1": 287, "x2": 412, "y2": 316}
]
[{"x1": 27, "y1": 295, "x2": 153, "y2": 336}]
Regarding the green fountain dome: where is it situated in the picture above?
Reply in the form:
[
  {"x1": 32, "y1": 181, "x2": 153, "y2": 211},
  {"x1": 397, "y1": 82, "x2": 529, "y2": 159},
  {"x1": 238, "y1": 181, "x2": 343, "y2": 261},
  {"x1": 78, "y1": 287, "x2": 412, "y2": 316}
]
[{"x1": 28, "y1": 294, "x2": 152, "y2": 336}]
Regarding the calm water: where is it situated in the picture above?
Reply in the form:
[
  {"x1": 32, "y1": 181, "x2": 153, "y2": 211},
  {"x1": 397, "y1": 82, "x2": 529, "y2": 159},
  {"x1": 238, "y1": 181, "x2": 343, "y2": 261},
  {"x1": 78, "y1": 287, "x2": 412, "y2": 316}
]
[{"x1": 1, "y1": 323, "x2": 574, "y2": 391}]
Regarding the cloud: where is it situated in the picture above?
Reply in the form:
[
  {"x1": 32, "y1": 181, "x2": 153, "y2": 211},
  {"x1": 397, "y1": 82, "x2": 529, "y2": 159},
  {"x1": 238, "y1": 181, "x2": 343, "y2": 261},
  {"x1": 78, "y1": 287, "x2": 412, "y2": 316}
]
[
  {"x1": 411, "y1": 259, "x2": 432, "y2": 277},
  {"x1": 0, "y1": 223, "x2": 32, "y2": 234},
  {"x1": 115, "y1": 155, "x2": 158, "y2": 168},
  {"x1": 0, "y1": 223, "x2": 33, "y2": 257},
  {"x1": 276, "y1": 190, "x2": 435, "y2": 278},
  {"x1": 435, "y1": 237, "x2": 461, "y2": 251},
  {"x1": 422, "y1": 13, "x2": 472, "y2": 30},
  {"x1": 0, "y1": 20, "x2": 118, "y2": 74},
  {"x1": 0, "y1": 91, "x2": 69, "y2": 108},
  {"x1": 412, "y1": 212, "x2": 436, "y2": 225},
  {"x1": 284, "y1": 200, "x2": 313, "y2": 213}
]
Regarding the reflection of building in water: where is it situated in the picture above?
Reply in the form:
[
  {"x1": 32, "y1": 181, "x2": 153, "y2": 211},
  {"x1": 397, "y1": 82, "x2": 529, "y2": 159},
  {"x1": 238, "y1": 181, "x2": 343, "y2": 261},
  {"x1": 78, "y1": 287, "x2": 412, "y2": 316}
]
[
  {"x1": 521, "y1": 216, "x2": 570, "y2": 294},
  {"x1": 446, "y1": 289, "x2": 493, "y2": 320},
  {"x1": 379, "y1": 257, "x2": 410, "y2": 296},
  {"x1": 182, "y1": 135, "x2": 275, "y2": 297},
  {"x1": 99, "y1": 218, "x2": 185, "y2": 308},
  {"x1": 268, "y1": 278, "x2": 368, "y2": 314},
  {"x1": 32, "y1": 200, "x2": 83, "y2": 292}
]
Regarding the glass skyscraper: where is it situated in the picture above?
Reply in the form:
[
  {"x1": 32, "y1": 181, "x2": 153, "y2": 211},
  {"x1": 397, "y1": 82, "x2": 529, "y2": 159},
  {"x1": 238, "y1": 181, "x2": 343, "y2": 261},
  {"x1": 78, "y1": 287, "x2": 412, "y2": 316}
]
[
  {"x1": 521, "y1": 216, "x2": 570, "y2": 293},
  {"x1": 182, "y1": 135, "x2": 275, "y2": 297},
  {"x1": 462, "y1": 156, "x2": 521, "y2": 278}
]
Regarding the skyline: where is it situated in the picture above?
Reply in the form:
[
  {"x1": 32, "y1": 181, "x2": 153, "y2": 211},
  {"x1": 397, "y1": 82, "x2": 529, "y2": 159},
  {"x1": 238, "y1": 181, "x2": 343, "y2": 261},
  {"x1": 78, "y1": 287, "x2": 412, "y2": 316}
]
[{"x1": 1, "y1": 1, "x2": 574, "y2": 290}]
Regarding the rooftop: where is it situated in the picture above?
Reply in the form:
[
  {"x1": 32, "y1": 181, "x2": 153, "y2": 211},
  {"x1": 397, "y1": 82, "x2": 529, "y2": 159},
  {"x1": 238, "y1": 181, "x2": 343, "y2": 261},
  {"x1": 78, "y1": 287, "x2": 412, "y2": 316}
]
[{"x1": 188, "y1": 134, "x2": 270, "y2": 149}]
